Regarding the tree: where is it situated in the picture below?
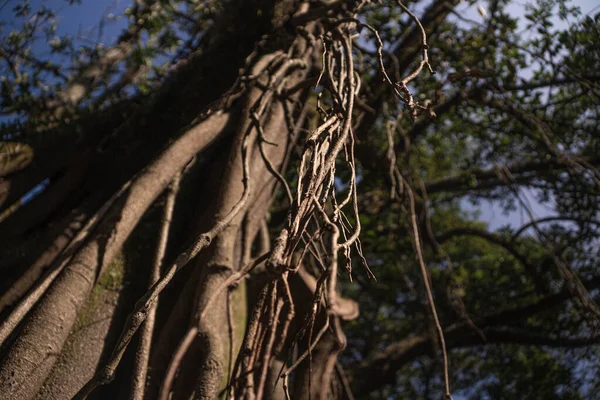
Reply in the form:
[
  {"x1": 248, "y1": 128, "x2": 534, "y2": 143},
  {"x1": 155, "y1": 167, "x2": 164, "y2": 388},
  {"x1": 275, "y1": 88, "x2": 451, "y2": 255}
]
[{"x1": 0, "y1": 0, "x2": 599, "y2": 399}]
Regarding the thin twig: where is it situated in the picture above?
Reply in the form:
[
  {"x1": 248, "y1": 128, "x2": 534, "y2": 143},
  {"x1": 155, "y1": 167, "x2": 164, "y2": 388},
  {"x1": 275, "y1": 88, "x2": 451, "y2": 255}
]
[
  {"x1": 131, "y1": 175, "x2": 180, "y2": 400},
  {"x1": 395, "y1": 170, "x2": 454, "y2": 400}
]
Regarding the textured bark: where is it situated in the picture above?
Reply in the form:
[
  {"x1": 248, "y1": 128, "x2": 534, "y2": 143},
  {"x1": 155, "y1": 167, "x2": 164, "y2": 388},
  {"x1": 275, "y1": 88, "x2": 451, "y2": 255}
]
[
  {"x1": 265, "y1": 358, "x2": 286, "y2": 400},
  {"x1": 142, "y1": 154, "x2": 231, "y2": 399},
  {"x1": 149, "y1": 19, "x2": 315, "y2": 393},
  {"x1": 0, "y1": 155, "x2": 89, "y2": 237},
  {"x1": 289, "y1": 269, "x2": 352, "y2": 400},
  {"x1": 34, "y1": 255, "x2": 126, "y2": 400},
  {"x1": 0, "y1": 188, "x2": 126, "y2": 346},
  {"x1": 0, "y1": 212, "x2": 86, "y2": 315},
  {"x1": 130, "y1": 176, "x2": 179, "y2": 400},
  {"x1": 174, "y1": 68, "x2": 290, "y2": 399},
  {"x1": 293, "y1": 329, "x2": 343, "y2": 400},
  {"x1": 0, "y1": 111, "x2": 232, "y2": 399}
]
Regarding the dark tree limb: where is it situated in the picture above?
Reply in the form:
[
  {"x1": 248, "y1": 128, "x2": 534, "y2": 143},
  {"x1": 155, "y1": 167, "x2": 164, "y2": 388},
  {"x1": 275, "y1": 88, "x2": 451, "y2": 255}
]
[
  {"x1": 348, "y1": 275, "x2": 600, "y2": 396},
  {"x1": 425, "y1": 155, "x2": 600, "y2": 194}
]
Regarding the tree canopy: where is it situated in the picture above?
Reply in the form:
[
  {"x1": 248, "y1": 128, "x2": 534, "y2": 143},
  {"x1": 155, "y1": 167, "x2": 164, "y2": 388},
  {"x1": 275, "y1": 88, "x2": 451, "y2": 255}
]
[{"x1": 0, "y1": 0, "x2": 599, "y2": 399}]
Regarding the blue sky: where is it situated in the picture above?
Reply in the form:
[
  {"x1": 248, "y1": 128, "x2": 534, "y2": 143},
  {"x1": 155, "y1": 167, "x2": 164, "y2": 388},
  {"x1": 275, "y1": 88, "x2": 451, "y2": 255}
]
[{"x1": 455, "y1": 0, "x2": 599, "y2": 230}]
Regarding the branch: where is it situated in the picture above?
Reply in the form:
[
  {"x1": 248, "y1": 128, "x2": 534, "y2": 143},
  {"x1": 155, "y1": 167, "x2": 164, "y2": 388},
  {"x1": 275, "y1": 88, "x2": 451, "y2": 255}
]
[
  {"x1": 436, "y1": 227, "x2": 534, "y2": 271},
  {"x1": 468, "y1": 328, "x2": 600, "y2": 347},
  {"x1": 391, "y1": 0, "x2": 460, "y2": 76},
  {"x1": 130, "y1": 175, "x2": 180, "y2": 400},
  {"x1": 425, "y1": 155, "x2": 600, "y2": 194},
  {"x1": 0, "y1": 181, "x2": 131, "y2": 346},
  {"x1": 503, "y1": 75, "x2": 600, "y2": 91},
  {"x1": 0, "y1": 110, "x2": 233, "y2": 400},
  {"x1": 349, "y1": 275, "x2": 600, "y2": 396},
  {"x1": 511, "y1": 216, "x2": 600, "y2": 241},
  {"x1": 47, "y1": 2, "x2": 165, "y2": 110},
  {"x1": 407, "y1": 91, "x2": 467, "y2": 140}
]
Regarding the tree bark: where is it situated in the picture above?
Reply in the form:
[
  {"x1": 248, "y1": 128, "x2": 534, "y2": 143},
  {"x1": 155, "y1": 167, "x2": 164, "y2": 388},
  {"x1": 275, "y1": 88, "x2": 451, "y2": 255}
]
[{"x1": 0, "y1": 111, "x2": 233, "y2": 399}]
